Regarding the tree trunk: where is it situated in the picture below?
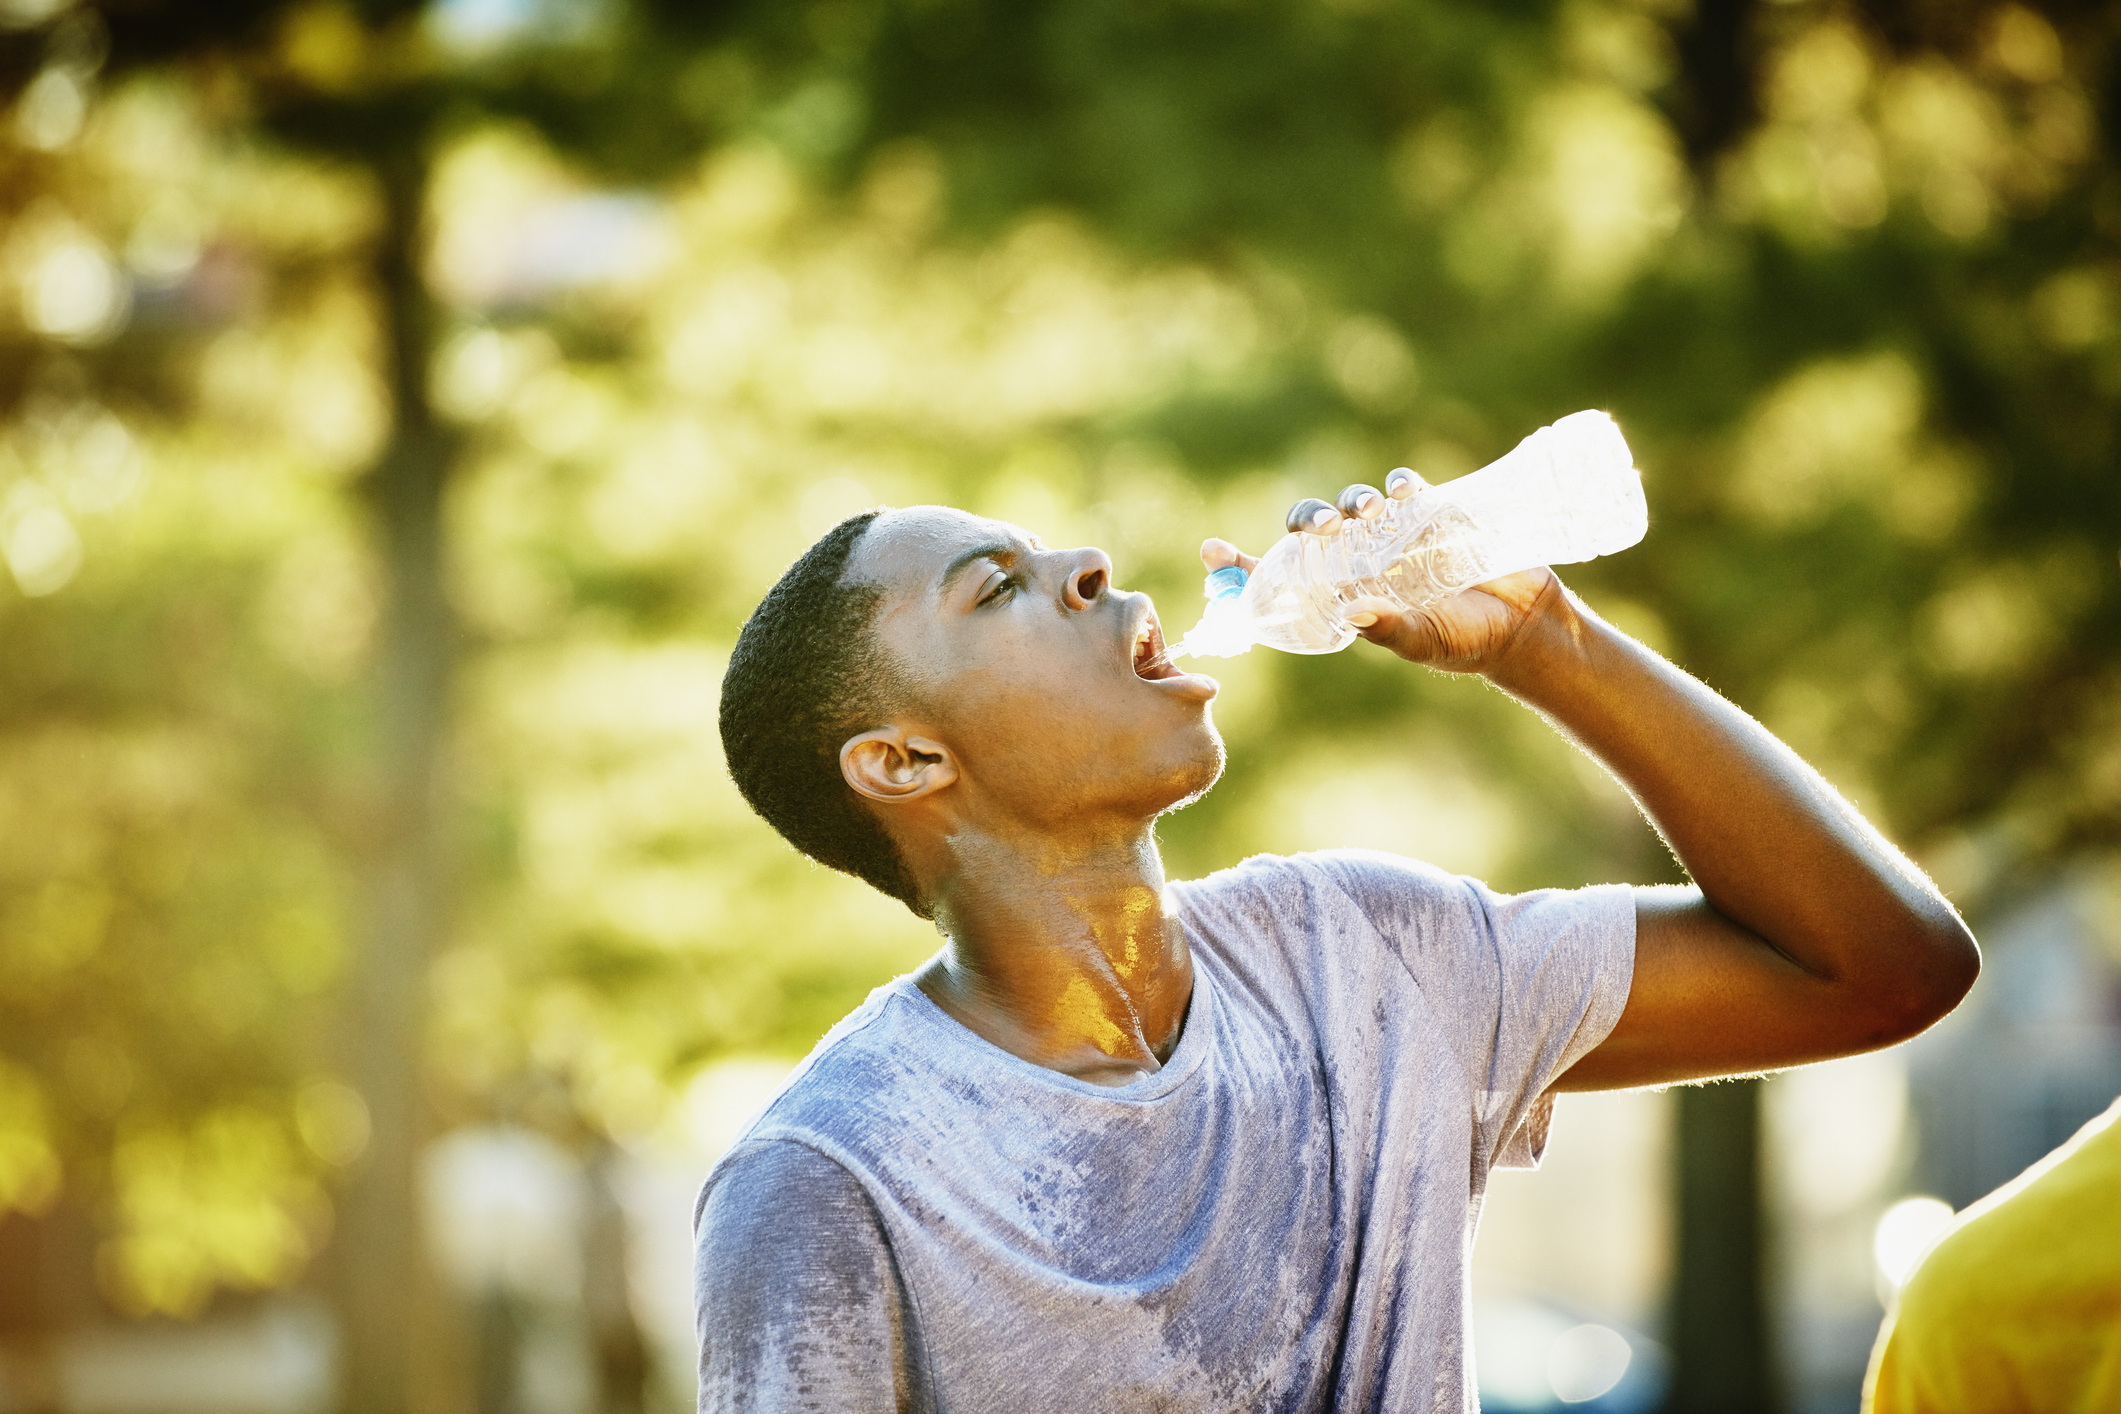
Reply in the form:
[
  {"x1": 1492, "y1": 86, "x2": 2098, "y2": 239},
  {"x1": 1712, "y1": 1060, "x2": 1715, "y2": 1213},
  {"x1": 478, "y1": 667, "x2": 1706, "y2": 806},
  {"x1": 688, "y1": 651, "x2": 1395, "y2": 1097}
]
[
  {"x1": 336, "y1": 147, "x2": 459, "y2": 1414},
  {"x1": 585, "y1": 1144, "x2": 651, "y2": 1414},
  {"x1": 1664, "y1": 1079, "x2": 1777, "y2": 1414},
  {"x1": 471, "y1": 1290, "x2": 525, "y2": 1414}
]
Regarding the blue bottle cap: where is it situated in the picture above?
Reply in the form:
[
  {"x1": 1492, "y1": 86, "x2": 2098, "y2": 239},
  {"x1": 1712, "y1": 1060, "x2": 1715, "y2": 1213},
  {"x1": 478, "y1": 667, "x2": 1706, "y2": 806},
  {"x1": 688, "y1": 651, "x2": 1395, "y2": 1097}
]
[{"x1": 1203, "y1": 565, "x2": 1248, "y2": 600}]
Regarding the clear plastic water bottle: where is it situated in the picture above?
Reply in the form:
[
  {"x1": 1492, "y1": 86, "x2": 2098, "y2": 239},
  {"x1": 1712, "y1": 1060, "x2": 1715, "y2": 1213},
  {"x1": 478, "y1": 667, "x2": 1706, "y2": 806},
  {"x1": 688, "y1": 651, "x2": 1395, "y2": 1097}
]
[{"x1": 1172, "y1": 410, "x2": 1646, "y2": 658}]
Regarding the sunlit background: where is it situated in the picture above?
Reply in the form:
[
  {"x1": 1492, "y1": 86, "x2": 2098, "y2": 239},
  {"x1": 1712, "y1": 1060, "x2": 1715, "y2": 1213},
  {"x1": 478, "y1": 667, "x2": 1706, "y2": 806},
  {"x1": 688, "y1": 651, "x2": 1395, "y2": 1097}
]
[{"x1": 0, "y1": 1, "x2": 2116, "y2": 1412}]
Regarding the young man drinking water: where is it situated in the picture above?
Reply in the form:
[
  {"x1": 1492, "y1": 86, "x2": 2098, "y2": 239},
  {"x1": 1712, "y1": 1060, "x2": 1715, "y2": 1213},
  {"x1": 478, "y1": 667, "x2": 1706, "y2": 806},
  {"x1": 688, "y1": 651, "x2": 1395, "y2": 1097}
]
[{"x1": 696, "y1": 482, "x2": 1979, "y2": 1413}]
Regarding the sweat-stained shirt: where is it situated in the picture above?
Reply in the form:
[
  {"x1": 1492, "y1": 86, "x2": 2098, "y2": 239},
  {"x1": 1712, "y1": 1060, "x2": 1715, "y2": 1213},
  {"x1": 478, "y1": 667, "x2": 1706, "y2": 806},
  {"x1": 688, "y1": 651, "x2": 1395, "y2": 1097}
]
[{"x1": 692, "y1": 849, "x2": 1637, "y2": 1414}]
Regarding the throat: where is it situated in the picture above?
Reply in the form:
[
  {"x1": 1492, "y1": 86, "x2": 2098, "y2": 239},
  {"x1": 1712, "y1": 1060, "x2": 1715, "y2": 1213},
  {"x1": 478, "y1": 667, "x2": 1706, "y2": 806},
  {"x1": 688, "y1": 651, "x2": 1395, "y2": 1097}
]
[
  {"x1": 916, "y1": 833, "x2": 1194, "y2": 1082},
  {"x1": 919, "y1": 953, "x2": 1195, "y2": 1086}
]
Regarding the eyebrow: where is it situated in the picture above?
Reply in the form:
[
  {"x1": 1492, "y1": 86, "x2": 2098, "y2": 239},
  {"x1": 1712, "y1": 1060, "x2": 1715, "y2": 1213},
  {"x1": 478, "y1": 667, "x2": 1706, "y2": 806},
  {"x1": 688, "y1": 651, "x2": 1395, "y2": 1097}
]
[{"x1": 939, "y1": 540, "x2": 1019, "y2": 596}]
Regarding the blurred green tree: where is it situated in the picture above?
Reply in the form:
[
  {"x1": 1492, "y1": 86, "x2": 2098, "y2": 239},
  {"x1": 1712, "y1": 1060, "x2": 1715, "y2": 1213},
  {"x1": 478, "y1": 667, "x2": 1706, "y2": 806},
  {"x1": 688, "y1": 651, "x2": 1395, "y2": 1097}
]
[{"x1": 0, "y1": 1, "x2": 731, "y2": 1407}]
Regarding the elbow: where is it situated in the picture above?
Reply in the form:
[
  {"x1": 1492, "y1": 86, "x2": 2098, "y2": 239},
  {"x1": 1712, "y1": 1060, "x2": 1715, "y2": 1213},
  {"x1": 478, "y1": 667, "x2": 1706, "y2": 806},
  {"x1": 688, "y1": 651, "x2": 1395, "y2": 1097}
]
[
  {"x1": 1918, "y1": 901, "x2": 1982, "y2": 1013},
  {"x1": 1867, "y1": 909, "x2": 1981, "y2": 1045}
]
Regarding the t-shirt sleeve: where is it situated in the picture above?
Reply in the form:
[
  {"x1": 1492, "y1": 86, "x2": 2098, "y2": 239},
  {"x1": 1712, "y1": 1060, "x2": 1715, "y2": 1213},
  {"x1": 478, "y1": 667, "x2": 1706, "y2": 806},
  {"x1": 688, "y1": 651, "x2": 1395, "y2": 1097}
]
[
  {"x1": 1302, "y1": 849, "x2": 1636, "y2": 1171},
  {"x1": 693, "y1": 1139, "x2": 927, "y2": 1414}
]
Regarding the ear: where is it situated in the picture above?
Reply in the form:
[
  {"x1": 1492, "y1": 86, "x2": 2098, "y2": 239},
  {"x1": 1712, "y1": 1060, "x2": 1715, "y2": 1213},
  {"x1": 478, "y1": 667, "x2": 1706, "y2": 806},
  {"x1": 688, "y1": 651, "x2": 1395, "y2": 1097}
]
[{"x1": 840, "y1": 727, "x2": 958, "y2": 805}]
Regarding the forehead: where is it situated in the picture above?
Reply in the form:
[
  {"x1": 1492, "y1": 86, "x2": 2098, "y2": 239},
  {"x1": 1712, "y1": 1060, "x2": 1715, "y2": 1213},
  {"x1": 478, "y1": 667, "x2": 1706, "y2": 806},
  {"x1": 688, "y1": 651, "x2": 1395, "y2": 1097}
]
[{"x1": 846, "y1": 505, "x2": 1030, "y2": 595}]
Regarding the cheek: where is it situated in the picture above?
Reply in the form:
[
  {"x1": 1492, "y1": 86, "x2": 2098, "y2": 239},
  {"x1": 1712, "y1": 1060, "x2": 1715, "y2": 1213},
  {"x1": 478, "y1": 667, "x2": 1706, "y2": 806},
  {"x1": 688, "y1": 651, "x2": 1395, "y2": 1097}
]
[
  {"x1": 962, "y1": 626, "x2": 1117, "y2": 717},
  {"x1": 945, "y1": 672, "x2": 1133, "y2": 776},
  {"x1": 924, "y1": 618, "x2": 1160, "y2": 769}
]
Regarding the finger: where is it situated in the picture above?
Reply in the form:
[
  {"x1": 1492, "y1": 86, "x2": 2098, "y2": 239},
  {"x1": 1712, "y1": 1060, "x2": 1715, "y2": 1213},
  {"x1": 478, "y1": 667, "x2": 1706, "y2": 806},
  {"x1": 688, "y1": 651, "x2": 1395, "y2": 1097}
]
[
  {"x1": 1199, "y1": 537, "x2": 1261, "y2": 575},
  {"x1": 1336, "y1": 484, "x2": 1386, "y2": 520},
  {"x1": 1286, "y1": 498, "x2": 1342, "y2": 536},
  {"x1": 1385, "y1": 467, "x2": 1430, "y2": 500}
]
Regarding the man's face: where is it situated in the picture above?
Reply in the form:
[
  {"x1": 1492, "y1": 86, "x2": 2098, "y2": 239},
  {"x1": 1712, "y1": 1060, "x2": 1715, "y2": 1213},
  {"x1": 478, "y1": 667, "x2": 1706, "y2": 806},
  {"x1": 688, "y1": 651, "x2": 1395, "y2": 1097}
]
[{"x1": 846, "y1": 506, "x2": 1225, "y2": 832}]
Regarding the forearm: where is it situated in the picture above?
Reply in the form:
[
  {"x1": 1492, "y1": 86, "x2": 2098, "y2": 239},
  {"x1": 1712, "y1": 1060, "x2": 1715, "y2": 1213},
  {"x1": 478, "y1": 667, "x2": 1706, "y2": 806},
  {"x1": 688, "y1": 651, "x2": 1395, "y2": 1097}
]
[
  {"x1": 1268, "y1": 499, "x2": 1975, "y2": 1082},
  {"x1": 1486, "y1": 583, "x2": 1976, "y2": 1021}
]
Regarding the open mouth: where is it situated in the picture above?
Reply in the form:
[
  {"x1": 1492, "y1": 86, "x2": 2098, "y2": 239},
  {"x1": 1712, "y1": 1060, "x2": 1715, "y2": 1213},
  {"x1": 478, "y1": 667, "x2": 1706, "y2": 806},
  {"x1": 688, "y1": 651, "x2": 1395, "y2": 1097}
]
[{"x1": 1131, "y1": 612, "x2": 1180, "y2": 681}]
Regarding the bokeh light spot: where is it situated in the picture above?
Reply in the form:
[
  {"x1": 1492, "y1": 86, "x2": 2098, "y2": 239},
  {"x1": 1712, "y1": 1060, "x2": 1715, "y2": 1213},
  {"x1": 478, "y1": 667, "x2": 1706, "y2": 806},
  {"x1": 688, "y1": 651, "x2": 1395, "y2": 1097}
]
[
  {"x1": 1873, "y1": 1195, "x2": 1954, "y2": 1288},
  {"x1": 1, "y1": 482, "x2": 84, "y2": 596},
  {"x1": 1548, "y1": 1322, "x2": 1632, "y2": 1403}
]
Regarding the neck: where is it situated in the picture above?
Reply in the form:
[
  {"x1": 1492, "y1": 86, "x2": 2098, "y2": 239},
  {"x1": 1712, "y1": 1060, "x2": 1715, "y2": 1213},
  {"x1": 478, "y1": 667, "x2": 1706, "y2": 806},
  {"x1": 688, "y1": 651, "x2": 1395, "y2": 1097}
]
[{"x1": 914, "y1": 821, "x2": 1194, "y2": 1087}]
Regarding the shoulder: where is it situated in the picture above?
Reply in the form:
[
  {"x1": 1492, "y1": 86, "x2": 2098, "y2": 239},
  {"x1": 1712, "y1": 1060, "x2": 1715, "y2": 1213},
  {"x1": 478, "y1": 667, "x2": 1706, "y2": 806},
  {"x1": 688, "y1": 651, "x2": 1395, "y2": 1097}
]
[
  {"x1": 1169, "y1": 851, "x2": 1500, "y2": 1026},
  {"x1": 1174, "y1": 848, "x2": 1469, "y2": 930},
  {"x1": 693, "y1": 983, "x2": 940, "y2": 1207},
  {"x1": 693, "y1": 1138, "x2": 918, "y2": 1399},
  {"x1": 1176, "y1": 848, "x2": 1586, "y2": 962},
  {"x1": 1900, "y1": 1099, "x2": 2121, "y2": 1311},
  {"x1": 697, "y1": 1138, "x2": 881, "y2": 1253}
]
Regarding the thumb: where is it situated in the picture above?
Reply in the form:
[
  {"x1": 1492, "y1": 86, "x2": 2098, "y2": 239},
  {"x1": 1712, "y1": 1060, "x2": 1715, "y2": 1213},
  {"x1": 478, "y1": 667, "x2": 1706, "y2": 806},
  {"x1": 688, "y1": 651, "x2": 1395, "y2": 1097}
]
[
  {"x1": 1341, "y1": 593, "x2": 1448, "y2": 662},
  {"x1": 1342, "y1": 594, "x2": 1400, "y2": 632},
  {"x1": 1200, "y1": 538, "x2": 1261, "y2": 574}
]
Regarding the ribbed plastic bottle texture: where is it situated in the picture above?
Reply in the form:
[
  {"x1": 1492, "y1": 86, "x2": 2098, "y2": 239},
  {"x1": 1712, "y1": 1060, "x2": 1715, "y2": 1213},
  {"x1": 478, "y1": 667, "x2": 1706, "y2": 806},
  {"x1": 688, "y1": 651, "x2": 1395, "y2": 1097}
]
[{"x1": 1175, "y1": 409, "x2": 1647, "y2": 658}]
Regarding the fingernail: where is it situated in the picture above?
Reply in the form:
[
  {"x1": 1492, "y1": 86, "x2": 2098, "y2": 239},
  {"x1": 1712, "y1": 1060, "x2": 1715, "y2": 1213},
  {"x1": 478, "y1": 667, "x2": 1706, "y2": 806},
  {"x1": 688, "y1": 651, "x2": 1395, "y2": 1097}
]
[
  {"x1": 1310, "y1": 507, "x2": 1338, "y2": 531},
  {"x1": 1386, "y1": 468, "x2": 1419, "y2": 498},
  {"x1": 1348, "y1": 611, "x2": 1378, "y2": 628},
  {"x1": 1356, "y1": 491, "x2": 1381, "y2": 518}
]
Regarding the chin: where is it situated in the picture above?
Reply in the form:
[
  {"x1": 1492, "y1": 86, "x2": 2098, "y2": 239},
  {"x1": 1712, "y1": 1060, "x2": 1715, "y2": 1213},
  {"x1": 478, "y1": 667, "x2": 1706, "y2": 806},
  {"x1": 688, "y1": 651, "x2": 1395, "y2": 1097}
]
[{"x1": 1151, "y1": 720, "x2": 1227, "y2": 816}]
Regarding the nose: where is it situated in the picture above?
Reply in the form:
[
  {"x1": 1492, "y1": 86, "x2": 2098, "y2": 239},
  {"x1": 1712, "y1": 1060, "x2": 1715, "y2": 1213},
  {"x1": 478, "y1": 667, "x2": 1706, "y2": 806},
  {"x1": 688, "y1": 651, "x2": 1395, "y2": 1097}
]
[{"x1": 1061, "y1": 548, "x2": 1113, "y2": 611}]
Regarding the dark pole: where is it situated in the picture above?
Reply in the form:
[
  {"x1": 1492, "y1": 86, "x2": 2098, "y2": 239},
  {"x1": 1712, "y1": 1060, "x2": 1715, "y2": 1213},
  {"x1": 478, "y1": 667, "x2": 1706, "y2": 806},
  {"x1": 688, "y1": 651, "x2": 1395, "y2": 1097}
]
[
  {"x1": 585, "y1": 1142, "x2": 652, "y2": 1414},
  {"x1": 1665, "y1": 1078, "x2": 1778, "y2": 1414}
]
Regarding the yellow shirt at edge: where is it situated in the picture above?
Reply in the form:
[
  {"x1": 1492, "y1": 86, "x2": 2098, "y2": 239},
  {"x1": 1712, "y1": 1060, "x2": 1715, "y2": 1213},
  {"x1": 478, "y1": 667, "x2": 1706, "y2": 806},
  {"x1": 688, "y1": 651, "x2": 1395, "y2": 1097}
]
[{"x1": 1864, "y1": 1096, "x2": 2121, "y2": 1414}]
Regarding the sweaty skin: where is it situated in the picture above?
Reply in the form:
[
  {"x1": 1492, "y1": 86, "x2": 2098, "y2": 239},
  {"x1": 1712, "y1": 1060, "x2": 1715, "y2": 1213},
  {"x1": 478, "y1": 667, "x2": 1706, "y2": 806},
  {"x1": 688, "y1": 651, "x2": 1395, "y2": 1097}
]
[{"x1": 837, "y1": 498, "x2": 1977, "y2": 1091}]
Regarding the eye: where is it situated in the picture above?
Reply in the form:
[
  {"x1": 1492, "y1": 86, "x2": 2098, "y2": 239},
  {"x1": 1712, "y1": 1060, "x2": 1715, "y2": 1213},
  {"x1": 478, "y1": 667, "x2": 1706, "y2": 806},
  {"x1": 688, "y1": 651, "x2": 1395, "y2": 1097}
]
[{"x1": 977, "y1": 570, "x2": 1017, "y2": 606}]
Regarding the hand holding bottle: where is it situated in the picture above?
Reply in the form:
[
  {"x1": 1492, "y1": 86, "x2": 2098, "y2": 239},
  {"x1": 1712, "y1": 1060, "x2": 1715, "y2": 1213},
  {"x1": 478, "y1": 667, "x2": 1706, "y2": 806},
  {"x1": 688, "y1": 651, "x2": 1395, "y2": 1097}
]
[
  {"x1": 1176, "y1": 410, "x2": 1647, "y2": 667},
  {"x1": 1199, "y1": 472, "x2": 1560, "y2": 674}
]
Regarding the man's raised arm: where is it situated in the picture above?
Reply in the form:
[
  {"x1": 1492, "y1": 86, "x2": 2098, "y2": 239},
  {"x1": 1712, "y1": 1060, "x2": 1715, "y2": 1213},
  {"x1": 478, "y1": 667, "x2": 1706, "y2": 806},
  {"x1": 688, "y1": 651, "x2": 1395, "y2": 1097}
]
[
  {"x1": 1470, "y1": 574, "x2": 1979, "y2": 1089},
  {"x1": 1208, "y1": 497, "x2": 1980, "y2": 1091}
]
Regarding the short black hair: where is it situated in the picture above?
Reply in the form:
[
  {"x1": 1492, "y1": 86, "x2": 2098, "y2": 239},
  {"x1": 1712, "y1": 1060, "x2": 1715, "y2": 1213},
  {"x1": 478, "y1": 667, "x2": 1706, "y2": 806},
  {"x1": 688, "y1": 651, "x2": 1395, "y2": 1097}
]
[{"x1": 719, "y1": 510, "x2": 926, "y2": 916}]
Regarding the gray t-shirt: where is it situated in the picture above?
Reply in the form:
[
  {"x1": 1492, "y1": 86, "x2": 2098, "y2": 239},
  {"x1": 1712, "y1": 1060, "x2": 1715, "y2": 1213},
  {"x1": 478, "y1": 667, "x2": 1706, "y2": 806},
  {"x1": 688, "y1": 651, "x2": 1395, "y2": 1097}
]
[{"x1": 693, "y1": 850, "x2": 1635, "y2": 1414}]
